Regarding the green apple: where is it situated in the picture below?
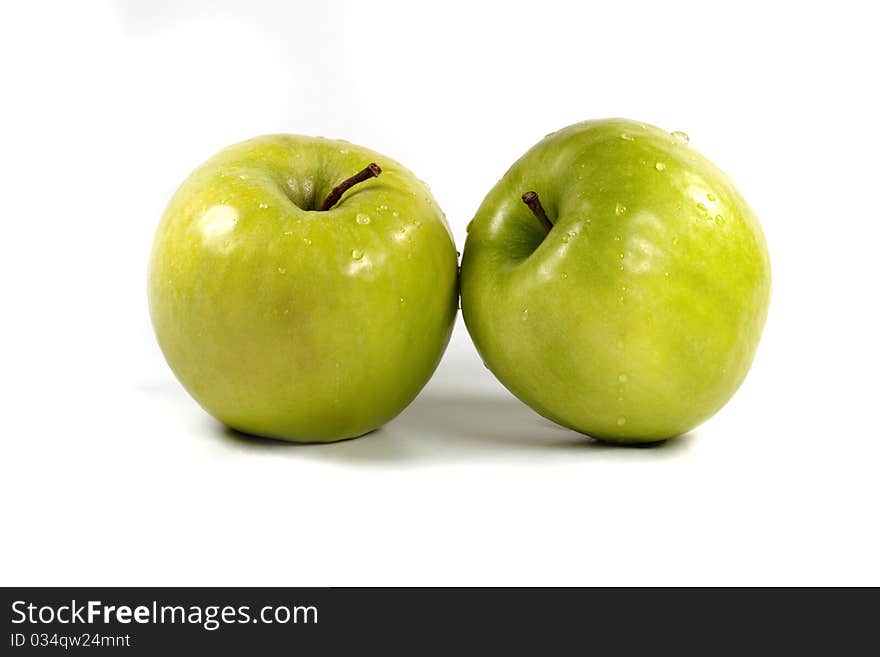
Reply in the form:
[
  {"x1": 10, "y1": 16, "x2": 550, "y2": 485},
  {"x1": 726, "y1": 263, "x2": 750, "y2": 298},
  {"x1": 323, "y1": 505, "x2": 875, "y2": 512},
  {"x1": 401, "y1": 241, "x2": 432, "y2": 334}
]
[
  {"x1": 149, "y1": 135, "x2": 458, "y2": 442},
  {"x1": 460, "y1": 119, "x2": 771, "y2": 443}
]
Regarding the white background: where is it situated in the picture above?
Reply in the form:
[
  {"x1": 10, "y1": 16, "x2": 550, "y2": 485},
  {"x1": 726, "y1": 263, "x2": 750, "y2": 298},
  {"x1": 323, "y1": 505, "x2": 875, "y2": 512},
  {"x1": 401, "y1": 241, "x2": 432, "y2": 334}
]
[{"x1": 2, "y1": 1, "x2": 878, "y2": 586}]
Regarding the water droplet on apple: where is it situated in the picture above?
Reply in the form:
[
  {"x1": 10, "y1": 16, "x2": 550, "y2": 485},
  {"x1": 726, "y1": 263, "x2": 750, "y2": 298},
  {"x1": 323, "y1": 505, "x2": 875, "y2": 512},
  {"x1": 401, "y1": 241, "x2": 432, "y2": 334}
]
[
  {"x1": 562, "y1": 273, "x2": 568, "y2": 279},
  {"x1": 393, "y1": 211, "x2": 399, "y2": 218},
  {"x1": 615, "y1": 202, "x2": 627, "y2": 216},
  {"x1": 562, "y1": 231, "x2": 575, "y2": 243},
  {"x1": 456, "y1": 251, "x2": 461, "y2": 258},
  {"x1": 654, "y1": 162, "x2": 666, "y2": 171},
  {"x1": 414, "y1": 220, "x2": 422, "y2": 228},
  {"x1": 617, "y1": 417, "x2": 627, "y2": 426},
  {"x1": 351, "y1": 249, "x2": 364, "y2": 260},
  {"x1": 618, "y1": 373, "x2": 628, "y2": 383},
  {"x1": 614, "y1": 235, "x2": 621, "y2": 242},
  {"x1": 379, "y1": 204, "x2": 388, "y2": 211},
  {"x1": 277, "y1": 267, "x2": 287, "y2": 274},
  {"x1": 664, "y1": 271, "x2": 670, "y2": 278},
  {"x1": 283, "y1": 231, "x2": 293, "y2": 236},
  {"x1": 715, "y1": 214, "x2": 725, "y2": 224},
  {"x1": 672, "y1": 237, "x2": 679, "y2": 246},
  {"x1": 259, "y1": 203, "x2": 269, "y2": 209},
  {"x1": 522, "y1": 309, "x2": 529, "y2": 321},
  {"x1": 696, "y1": 202, "x2": 708, "y2": 214},
  {"x1": 466, "y1": 219, "x2": 475, "y2": 233},
  {"x1": 707, "y1": 192, "x2": 716, "y2": 202},
  {"x1": 399, "y1": 297, "x2": 405, "y2": 304},
  {"x1": 671, "y1": 130, "x2": 689, "y2": 143},
  {"x1": 620, "y1": 133, "x2": 634, "y2": 141},
  {"x1": 303, "y1": 238, "x2": 312, "y2": 246},
  {"x1": 356, "y1": 213, "x2": 371, "y2": 225},
  {"x1": 239, "y1": 174, "x2": 248, "y2": 180}
]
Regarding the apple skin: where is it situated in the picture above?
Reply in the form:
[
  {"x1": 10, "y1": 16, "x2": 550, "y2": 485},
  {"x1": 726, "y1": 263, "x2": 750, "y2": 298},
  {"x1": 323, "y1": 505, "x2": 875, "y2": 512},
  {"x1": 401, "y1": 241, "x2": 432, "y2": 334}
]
[
  {"x1": 460, "y1": 119, "x2": 771, "y2": 443},
  {"x1": 149, "y1": 135, "x2": 458, "y2": 442}
]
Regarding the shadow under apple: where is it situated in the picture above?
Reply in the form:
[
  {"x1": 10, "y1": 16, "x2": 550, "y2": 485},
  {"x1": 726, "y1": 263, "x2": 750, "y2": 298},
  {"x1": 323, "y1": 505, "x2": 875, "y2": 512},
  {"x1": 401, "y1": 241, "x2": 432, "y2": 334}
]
[{"x1": 213, "y1": 390, "x2": 694, "y2": 465}]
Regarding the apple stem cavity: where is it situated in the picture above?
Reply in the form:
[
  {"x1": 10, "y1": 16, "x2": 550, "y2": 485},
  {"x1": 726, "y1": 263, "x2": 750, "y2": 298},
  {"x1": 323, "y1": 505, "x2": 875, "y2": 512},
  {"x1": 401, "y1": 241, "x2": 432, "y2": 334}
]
[
  {"x1": 319, "y1": 163, "x2": 382, "y2": 211},
  {"x1": 521, "y1": 191, "x2": 553, "y2": 233}
]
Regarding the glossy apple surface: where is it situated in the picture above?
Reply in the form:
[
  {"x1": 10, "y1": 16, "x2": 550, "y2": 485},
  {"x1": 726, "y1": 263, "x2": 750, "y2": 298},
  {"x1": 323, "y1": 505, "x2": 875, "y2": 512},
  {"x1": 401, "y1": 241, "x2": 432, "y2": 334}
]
[
  {"x1": 149, "y1": 135, "x2": 458, "y2": 442},
  {"x1": 460, "y1": 119, "x2": 771, "y2": 443}
]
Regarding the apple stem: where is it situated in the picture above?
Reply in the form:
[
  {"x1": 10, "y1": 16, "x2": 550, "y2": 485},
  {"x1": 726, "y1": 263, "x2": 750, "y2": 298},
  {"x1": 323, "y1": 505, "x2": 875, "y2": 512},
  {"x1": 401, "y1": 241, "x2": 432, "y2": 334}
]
[
  {"x1": 319, "y1": 163, "x2": 382, "y2": 211},
  {"x1": 521, "y1": 191, "x2": 553, "y2": 233}
]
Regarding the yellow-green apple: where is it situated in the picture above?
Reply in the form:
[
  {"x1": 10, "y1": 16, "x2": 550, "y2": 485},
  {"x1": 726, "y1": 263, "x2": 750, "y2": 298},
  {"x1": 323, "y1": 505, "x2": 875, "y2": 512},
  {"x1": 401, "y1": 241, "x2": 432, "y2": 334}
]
[
  {"x1": 149, "y1": 135, "x2": 458, "y2": 442},
  {"x1": 460, "y1": 119, "x2": 771, "y2": 443}
]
